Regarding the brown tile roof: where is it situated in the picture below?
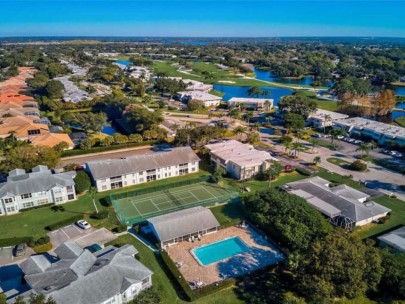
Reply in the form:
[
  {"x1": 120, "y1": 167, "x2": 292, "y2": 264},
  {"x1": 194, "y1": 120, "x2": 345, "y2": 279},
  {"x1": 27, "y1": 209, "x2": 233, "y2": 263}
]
[{"x1": 30, "y1": 133, "x2": 74, "y2": 149}]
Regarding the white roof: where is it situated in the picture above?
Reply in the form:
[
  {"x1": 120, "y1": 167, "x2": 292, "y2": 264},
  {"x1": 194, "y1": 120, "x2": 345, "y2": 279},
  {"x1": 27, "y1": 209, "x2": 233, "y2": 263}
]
[
  {"x1": 308, "y1": 109, "x2": 349, "y2": 120},
  {"x1": 335, "y1": 117, "x2": 405, "y2": 139},
  {"x1": 205, "y1": 140, "x2": 278, "y2": 168},
  {"x1": 177, "y1": 91, "x2": 221, "y2": 102},
  {"x1": 228, "y1": 97, "x2": 273, "y2": 104}
]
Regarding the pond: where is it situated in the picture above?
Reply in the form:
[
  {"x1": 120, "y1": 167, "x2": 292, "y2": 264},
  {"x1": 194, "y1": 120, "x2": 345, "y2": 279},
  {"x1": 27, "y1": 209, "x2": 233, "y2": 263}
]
[
  {"x1": 254, "y1": 68, "x2": 334, "y2": 88},
  {"x1": 213, "y1": 84, "x2": 293, "y2": 106},
  {"x1": 114, "y1": 60, "x2": 131, "y2": 66}
]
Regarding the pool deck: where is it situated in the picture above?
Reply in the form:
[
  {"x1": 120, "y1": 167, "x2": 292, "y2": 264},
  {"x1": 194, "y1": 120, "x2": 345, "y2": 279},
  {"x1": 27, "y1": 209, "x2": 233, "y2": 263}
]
[{"x1": 166, "y1": 226, "x2": 285, "y2": 286}]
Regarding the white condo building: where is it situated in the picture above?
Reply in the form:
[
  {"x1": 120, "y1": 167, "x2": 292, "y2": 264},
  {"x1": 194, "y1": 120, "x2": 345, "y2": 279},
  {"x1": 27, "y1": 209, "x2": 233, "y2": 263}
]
[
  {"x1": 86, "y1": 147, "x2": 200, "y2": 192},
  {"x1": 0, "y1": 165, "x2": 76, "y2": 216}
]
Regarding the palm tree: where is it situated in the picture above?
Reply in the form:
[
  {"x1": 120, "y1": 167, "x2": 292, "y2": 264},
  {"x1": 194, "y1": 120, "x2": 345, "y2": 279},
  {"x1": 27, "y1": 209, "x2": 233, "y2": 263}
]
[
  {"x1": 329, "y1": 129, "x2": 346, "y2": 149},
  {"x1": 356, "y1": 142, "x2": 375, "y2": 158},
  {"x1": 244, "y1": 112, "x2": 254, "y2": 125},
  {"x1": 291, "y1": 141, "x2": 305, "y2": 158},
  {"x1": 264, "y1": 99, "x2": 272, "y2": 112},
  {"x1": 234, "y1": 126, "x2": 246, "y2": 140},
  {"x1": 323, "y1": 114, "x2": 332, "y2": 134},
  {"x1": 310, "y1": 138, "x2": 319, "y2": 152},
  {"x1": 313, "y1": 156, "x2": 321, "y2": 165}
]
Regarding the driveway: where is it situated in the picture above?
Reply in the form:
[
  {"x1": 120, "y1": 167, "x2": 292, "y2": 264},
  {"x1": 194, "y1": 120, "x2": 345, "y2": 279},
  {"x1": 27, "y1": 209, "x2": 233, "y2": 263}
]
[
  {"x1": 49, "y1": 225, "x2": 117, "y2": 249},
  {"x1": 0, "y1": 246, "x2": 35, "y2": 266}
]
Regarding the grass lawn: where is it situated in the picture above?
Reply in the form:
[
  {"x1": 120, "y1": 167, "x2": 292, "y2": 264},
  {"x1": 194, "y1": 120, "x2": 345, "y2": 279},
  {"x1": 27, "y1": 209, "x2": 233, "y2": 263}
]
[
  {"x1": 394, "y1": 116, "x2": 405, "y2": 128},
  {"x1": 153, "y1": 61, "x2": 281, "y2": 88},
  {"x1": 327, "y1": 157, "x2": 350, "y2": 167},
  {"x1": 358, "y1": 195, "x2": 405, "y2": 239},
  {"x1": 316, "y1": 168, "x2": 364, "y2": 190},
  {"x1": 106, "y1": 234, "x2": 243, "y2": 304},
  {"x1": 210, "y1": 202, "x2": 245, "y2": 226},
  {"x1": 315, "y1": 99, "x2": 339, "y2": 111},
  {"x1": 0, "y1": 172, "x2": 211, "y2": 239}
]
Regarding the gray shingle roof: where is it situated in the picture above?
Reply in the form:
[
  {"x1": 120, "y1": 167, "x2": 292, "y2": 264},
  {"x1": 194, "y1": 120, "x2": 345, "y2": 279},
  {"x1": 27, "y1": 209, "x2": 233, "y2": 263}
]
[
  {"x1": 54, "y1": 241, "x2": 83, "y2": 260},
  {"x1": 22, "y1": 243, "x2": 153, "y2": 304},
  {"x1": 148, "y1": 206, "x2": 220, "y2": 242},
  {"x1": 378, "y1": 226, "x2": 405, "y2": 252},
  {"x1": 287, "y1": 177, "x2": 391, "y2": 223},
  {"x1": 86, "y1": 146, "x2": 200, "y2": 180},
  {"x1": 0, "y1": 166, "x2": 76, "y2": 198}
]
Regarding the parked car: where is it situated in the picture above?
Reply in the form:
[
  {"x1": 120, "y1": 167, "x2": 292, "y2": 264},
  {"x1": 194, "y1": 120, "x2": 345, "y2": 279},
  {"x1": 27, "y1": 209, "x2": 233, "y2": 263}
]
[
  {"x1": 343, "y1": 137, "x2": 351, "y2": 142},
  {"x1": 381, "y1": 149, "x2": 390, "y2": 154},
  {"x1": 15, "y1": 243, "x2": 26, "y2": 257},
  {"x1": 354, "y1": 140, "x2": 363, "y2": 144},
  {"x1": 337, "y1": 135, "x2": 344, "y2": 140},
  {"x1": 312, "y1": 133, "x2": 322, "y2": 138},
  {"x1": 76, "y1": 220, "x2": 91, "y2": 230},
  {"x1": 392, "y1": 152, "x2": 403, "y2": 158}
]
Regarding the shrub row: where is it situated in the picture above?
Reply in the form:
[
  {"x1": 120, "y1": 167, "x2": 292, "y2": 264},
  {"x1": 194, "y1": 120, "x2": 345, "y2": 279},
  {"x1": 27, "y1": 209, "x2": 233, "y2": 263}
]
[
  {"x1": 45, "y1": 215, "x2": 83, "y2": 231},
  {"x1": 61, "y1": 140, "x2": 157, "y2": 157},
  {"x1": 296, "y1": 167, "x2": 312, "y2": 176},
  {"x1": 20, "y1": 203, "x2": 55, "y2": 212},
  {"x1": 28, "y1": 235, "x2": 50, "y2": 247},
  {"x1": 33, "y1": 242, "x2": 53, "y2": 254},
  {"x1": 0, "y1": 236, "x2": 33, "y2": 247},
  {"x1": 159, "y1": 249, "x2": 235, "y2": 301}
]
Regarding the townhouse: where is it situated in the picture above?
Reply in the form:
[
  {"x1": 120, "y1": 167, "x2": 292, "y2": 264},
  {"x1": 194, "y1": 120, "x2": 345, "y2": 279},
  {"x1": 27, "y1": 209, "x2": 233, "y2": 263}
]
[
  {"x1": 0, "y1": 165, "x2": 76, "y2": 215},
  {"x1": 86, "y1": 147, "x2": 200, "y2": 192}
]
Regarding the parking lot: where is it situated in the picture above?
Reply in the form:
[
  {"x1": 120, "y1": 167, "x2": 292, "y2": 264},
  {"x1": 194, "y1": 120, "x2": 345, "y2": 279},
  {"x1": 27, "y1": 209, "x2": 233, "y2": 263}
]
[
  {"x1": 0, "y1": 246, "x2": 34, "y2": 266},
  {"x1": 49, "y1": 225, "x2": 117, "y2": 249}
]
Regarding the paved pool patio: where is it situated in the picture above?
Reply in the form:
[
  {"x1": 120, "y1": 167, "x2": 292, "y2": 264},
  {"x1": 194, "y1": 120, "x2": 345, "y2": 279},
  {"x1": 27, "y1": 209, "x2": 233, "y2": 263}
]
[{"x1": 166, "y1": 226, "x2": 285, "y2": 286}]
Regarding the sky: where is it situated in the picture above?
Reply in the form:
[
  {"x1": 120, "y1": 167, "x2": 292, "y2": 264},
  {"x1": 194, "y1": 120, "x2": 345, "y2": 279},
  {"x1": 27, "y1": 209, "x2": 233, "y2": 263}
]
[{"x1": 1, "y1": 0, "x2": 405, "y2": 37}]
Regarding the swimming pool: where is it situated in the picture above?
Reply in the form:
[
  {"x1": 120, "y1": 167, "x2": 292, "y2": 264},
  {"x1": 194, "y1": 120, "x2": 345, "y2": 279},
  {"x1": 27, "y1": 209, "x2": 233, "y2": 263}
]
[{"x1": 192, "y1": 237, "x2": 250, "y2": 266}]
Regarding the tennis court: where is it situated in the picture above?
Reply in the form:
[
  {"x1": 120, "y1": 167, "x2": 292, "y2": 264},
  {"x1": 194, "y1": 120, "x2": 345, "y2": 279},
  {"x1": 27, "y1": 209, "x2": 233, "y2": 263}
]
[{"x1": 112, "y1": 183, "x2": 239, "y2": 225}]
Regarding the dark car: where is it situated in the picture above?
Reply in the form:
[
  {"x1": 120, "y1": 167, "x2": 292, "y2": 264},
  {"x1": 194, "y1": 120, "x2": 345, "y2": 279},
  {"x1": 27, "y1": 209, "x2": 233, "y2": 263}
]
[{"x1": 15, "y1": 243, "x2": 26, "y2": 257}]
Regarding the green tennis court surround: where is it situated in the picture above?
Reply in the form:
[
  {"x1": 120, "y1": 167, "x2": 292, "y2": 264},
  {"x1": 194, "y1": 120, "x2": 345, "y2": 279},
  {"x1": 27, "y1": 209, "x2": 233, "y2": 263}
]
[{"x1": 110, "y1": 179, "x2": 239, "y2": 225}]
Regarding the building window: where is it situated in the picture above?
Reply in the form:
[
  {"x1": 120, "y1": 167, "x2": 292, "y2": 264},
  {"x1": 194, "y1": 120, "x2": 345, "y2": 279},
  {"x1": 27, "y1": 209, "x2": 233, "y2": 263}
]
[
  {"x1": 191, "y1": 168, "x2": 196, "y2": 172},
  {"x1": 142, "y1": 277, "x2": 150, "y2": 285},
  {"x1": 23, "y1": 202, "x2": 34, "y2": 208},
  {"x1": 102, "y1": 185, "x2": 107, "y2": 190},
  {"x1": 6, "y1": 207, "x2": 15, "y2": 212},
  {"x1": 37, "y1": 199, "x2": 49, "y2": 205},
  {"x1": 68, "y1": 194, "x2": 75, "y2": 200},
  {"x1": 146, "y1": 175, "x2": 156, "y2": 182},
  {"x1": 3, "y1": 198, "x2": 13, "y2": 204},
  {"x1": 110, "y1": 181, "x2": 123, "y2": 189},
  {"x1": 139, "y1": 178, "x2": 144, "y2": 183},
  {"x1": 21, "y1": 193, "x2": 32, "y2": 199},
  {"x1": 179, "y1": 168, "x2": 189, "y2": 175},
  {"x1": 28, "y1": 129, "x2": 41, "y2": 136},
  {"x1": 55, "y1": 197, "x2": 64, "y2": 203},
  {"x1": 66, "y1": 185, "x2": 73, "y2": 191},
  {"x1": 146, "y1": 169, "x2": 156, "y2": 174}
]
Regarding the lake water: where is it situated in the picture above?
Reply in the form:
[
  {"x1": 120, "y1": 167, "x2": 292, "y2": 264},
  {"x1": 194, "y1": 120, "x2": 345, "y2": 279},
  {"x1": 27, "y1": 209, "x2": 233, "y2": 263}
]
[
  {"x1": 213, "y1": 84, "x2": 293, "y2": 105},
  {"x1": 254, "y1": 68, "x2": 405, "y2": 95},
  {"x1": 254, "y1": 68, "x2": 334, "y2": 88},
  {"x1": 115, "y1": 60, "x2": 131, "y2": 66},
  {"x1": 101, "y1": 125, "x2": 117, "y2": 136}
]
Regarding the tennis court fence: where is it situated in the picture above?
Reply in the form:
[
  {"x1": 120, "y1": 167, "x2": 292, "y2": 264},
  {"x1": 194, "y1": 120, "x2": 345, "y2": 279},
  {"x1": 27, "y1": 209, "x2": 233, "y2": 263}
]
[{"x1": 110, "y1": 175, "x2": 210, "y2": 201}]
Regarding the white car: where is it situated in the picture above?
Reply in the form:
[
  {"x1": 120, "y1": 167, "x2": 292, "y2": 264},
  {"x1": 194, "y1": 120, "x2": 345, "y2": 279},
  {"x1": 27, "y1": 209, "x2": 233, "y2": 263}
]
[
  {"x1": 76, "y1": 220, "x2": 91, "y2": 230},
  {"x1": 337, "y1": 135, "x2": 344, "y2": 140},
  {"x1": 313, "y1": 133, "x2": 322, "y2": 138},
  {"x1": 354, "y1": 140, "x2": 363, "y2": 144}
]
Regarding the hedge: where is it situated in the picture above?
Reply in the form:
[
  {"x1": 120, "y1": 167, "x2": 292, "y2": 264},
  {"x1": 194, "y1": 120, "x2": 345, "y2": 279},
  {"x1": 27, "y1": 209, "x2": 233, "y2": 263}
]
[
  {"x1": 159, "y1": 249, "x2": 235, "y2": 301},
  {"x1": 61, "y1": 141, "x2": 157, "y2": 157},
  {"x1": 33, "y1": 242, "x2": 53, "y2": 254},
  {"x1": 46, "y1": 215, "x2": 83, "y2": 231},
  {"x1": 20, "y1": 203, "x2": 55, "y2": 212},
  {"x1": 0, "y1": 236, "x2": 33, "y2": 247},
  {"x1": 296, "y1": 167, "x2": 312, "y2": 176}
]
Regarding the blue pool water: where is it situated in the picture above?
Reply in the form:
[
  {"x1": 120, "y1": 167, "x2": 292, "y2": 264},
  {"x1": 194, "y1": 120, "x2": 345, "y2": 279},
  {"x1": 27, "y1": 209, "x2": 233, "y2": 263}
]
[
  {"x1": 192, "y1": 237, "x2": 250, "y2": 266},
  {"x1": 101, "y1": 125, "x2": 117, "y2": 135}
]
